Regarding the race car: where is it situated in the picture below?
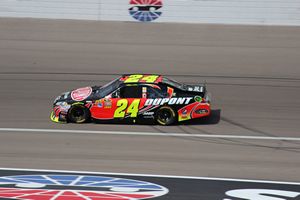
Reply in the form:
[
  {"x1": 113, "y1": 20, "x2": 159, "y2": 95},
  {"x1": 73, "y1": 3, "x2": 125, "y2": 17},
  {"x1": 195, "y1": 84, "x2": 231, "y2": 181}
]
[{"x1": 50, "y1": 74, "x2": 211, "y2": 125}]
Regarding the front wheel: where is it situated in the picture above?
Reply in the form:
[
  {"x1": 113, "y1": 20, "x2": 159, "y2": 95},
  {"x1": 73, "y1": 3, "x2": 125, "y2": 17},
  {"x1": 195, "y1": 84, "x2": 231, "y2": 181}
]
[
  {"x1": 68, "y1": 105, "x2": 90, "y2": 123},
  {"x1": 155, "y1": 106, "x2": 177, "y2": 126}
]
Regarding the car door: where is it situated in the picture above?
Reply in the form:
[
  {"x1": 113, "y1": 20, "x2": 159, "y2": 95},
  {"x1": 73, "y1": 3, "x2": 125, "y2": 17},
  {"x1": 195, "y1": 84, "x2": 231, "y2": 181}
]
[
  {"x1": 113, "y1": 85, "x2": 144, "y2": 119},
  {"x1": 90, "y1": 84, "x2": 144, "y2": 120}
]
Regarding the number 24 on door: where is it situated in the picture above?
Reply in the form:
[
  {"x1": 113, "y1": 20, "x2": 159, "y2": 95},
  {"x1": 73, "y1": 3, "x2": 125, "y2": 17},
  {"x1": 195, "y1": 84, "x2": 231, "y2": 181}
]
[{"x1": 114, "y1": 99, "x2": 140, "y2": 118}]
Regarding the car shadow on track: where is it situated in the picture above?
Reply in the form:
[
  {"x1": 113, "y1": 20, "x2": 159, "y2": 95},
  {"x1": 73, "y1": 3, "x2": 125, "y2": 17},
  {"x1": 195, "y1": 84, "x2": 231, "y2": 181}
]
[
  {"x1": 140, "y1": 109, "x2": 221, "y2": 126},
  {"x1": 92, "y1": 109, "x2": 221, "y2": 126}
]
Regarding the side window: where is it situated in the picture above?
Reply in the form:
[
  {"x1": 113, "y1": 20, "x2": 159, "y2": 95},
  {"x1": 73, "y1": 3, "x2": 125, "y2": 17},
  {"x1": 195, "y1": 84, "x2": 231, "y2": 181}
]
[
  {"x1": 120, "y1": 86, "x2": 142, "y2": 98},
  {"x1": 146, "y1": 86, "x2": 166, "y2": 98}
]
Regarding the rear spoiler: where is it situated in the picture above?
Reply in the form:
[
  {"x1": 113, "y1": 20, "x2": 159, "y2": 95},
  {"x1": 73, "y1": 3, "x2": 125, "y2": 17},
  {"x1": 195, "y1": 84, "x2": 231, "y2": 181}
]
[
  {"x1": 204, "y1": 92, "x2": 212, "y2": 104},
  {"x1": 203, "y1": 80, "x2": 211, "y2": 103}
]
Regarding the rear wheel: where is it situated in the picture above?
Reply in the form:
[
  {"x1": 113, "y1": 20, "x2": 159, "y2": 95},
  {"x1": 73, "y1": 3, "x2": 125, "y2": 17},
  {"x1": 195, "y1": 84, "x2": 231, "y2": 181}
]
[
  {"x1": 155, "y1": 106, "x2": 176, "y2": 126},
  {"x1": 68, "y1": 105, "x2": 90, "y2": 123}
]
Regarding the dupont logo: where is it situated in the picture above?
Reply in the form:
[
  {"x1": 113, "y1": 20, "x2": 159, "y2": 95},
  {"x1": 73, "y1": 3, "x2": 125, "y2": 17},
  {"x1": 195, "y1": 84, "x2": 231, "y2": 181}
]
[{"x1": 129, "y1": 0, "x2": 163, "y2": 22}]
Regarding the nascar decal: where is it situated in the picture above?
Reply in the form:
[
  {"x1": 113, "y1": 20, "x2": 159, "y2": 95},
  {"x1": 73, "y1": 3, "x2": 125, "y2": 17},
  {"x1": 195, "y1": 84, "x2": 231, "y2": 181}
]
[
  {"x1": 129, "y1": 0, "x2": 163, "y2": 22},
  {"x1": 71, "y1": 87, "x2": 92, "y2": 101},
  {"x1": 145, "y1": 97, "x2": 193, "y2": 106},
  {"x1": 0, "y1": 174, "x2": 169, "y2": 200}
]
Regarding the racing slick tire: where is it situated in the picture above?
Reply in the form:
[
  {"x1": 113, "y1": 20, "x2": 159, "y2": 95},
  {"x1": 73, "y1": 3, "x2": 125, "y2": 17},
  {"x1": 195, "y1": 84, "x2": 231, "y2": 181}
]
[
  {"x1": 155, "y1": 106, "x2": 177, "y2": 126},
  {"x1": 68, "y1": 105, "x2": 90, "y2": 123}
]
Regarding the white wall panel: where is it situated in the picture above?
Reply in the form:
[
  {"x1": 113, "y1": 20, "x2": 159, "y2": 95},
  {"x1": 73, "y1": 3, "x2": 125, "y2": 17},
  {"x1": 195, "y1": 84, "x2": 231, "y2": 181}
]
[
  {"x1": 0, "y1": 0, "x2": 300, "y2": 25},
  {"x1": 0, "y1": 0, "x2": 100, "y2": 20}
]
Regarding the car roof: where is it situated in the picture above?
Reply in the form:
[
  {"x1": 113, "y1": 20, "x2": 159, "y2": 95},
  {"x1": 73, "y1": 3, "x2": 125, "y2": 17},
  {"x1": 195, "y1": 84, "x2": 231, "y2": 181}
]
[{"x1": 119, "y1": 74, "x2": 163, "y2": 84}]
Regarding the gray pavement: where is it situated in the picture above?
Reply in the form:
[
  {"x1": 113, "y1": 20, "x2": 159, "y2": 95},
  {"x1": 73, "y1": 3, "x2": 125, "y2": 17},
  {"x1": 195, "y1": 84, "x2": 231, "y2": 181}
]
[{"x1": 0, "y1": 18, "x2": 300, "y2": 182}]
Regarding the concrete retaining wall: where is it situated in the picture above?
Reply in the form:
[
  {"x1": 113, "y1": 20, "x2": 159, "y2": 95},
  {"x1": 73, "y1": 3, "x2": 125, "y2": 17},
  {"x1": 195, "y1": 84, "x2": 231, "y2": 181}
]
[{"x1": 0, "y1": 0, "x2": 299, "y2": 25}]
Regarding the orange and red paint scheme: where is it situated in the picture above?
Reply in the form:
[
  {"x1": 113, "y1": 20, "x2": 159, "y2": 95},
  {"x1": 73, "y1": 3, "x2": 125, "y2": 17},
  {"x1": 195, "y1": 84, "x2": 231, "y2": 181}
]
[{"x1": 50, "y1": 74, "x2": 211, "y2": 125}]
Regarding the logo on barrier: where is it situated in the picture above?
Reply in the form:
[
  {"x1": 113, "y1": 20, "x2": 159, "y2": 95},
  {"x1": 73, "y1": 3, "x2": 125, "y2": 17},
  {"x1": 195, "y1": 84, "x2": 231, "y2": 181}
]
[
  {"x1": 0, "y1": 174, "x2": 169, "y2": 200},
  {"x1": 129, "y1": 0, "x2": 163, "y2": 22}
]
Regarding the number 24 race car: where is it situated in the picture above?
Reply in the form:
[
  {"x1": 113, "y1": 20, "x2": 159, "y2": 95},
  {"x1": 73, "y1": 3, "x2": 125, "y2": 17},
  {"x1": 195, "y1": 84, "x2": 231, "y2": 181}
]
[{"x1": 51, "y1": 74, "x2": 211, "y2": 125}]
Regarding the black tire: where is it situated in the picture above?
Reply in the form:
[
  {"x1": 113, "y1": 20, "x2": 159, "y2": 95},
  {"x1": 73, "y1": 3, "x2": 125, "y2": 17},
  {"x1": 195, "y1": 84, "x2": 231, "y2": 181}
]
[
  {"x1": 155, "y1": 106, "x2": 177, "y2": 126},
  {"x1": 68, "y1": 105, "x2": 90, "y2": 123}
]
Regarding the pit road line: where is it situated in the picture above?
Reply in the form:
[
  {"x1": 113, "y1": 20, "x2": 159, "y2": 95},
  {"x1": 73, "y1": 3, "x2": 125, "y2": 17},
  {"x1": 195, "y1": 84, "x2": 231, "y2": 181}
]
[{"x1": 0, "y1": 128, "x2": 299, "y2": 141}]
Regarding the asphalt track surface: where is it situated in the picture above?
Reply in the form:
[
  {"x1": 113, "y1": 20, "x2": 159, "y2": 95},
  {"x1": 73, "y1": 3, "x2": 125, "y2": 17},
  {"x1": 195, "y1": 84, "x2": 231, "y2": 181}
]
[{"x1": 0, "y1": 18, "x2": 300, "y2": 183}]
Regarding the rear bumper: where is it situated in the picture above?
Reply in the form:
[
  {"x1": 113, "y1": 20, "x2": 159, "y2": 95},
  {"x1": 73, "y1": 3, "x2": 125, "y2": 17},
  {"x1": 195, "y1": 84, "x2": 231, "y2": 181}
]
[
  {"x1": 178, "y1": 102, "x2": 211, "y2": 122},
  {"x1": 205, "y1": 92, "x2": 212, "y2": 104}
]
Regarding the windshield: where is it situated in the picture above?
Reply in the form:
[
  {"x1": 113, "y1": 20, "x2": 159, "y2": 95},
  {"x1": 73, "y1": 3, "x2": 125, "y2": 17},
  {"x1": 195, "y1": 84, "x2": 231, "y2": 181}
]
[
  {"x1": 162, "y1": 77, "x2": 185, "y2": 90},
  {"x1": 96, "y1": 78, "x2": 121, "y2": 98}
]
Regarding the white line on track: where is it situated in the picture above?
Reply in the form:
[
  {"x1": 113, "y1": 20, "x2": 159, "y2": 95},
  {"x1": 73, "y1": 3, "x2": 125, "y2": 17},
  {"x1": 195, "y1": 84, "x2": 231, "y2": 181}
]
[
  {"x1": 0, "y1": 167, "x2": 299, "y2": 185},
  {"x1": 0, "y1": 128, "x2": 300, "y2": 141}
]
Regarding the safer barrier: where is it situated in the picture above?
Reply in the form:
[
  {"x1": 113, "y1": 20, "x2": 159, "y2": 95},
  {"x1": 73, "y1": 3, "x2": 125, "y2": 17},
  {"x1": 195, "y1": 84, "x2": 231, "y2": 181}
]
[{"x1": 0, "y1": 0, "x2": 299, "y2": 25}]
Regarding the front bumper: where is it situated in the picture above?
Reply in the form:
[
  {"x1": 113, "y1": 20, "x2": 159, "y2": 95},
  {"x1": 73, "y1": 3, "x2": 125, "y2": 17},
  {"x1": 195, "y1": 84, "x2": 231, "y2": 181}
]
[{"x1": 50, "y1": 106, "x2": 68, "y2": 123}]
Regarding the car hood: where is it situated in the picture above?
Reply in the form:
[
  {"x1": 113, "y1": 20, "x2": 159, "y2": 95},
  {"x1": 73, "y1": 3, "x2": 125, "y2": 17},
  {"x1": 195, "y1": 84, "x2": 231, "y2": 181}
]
[{"x1": 54, "y1": 86, "x2": 101, "y2": 104}]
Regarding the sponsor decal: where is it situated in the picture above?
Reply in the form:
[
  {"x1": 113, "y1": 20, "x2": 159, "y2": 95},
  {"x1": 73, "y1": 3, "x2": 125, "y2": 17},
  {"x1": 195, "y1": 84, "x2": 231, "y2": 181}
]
[
  {"x1": 143, "y1": 111, "x2": 154, "y2": 115},
  {"x1": 95, "y1": 100, "x2": 103, "y2": 108},
  {"x1": 167, "y1": 87, "x2": 174, "y2": 97},
  {"x1": 104, "y1": 98, "x2": 112, "y2": 109},
  {"x1": 188, "y1": 86, "x2": 204, "y2": 92},
  {"x1": 0, "y1": 174, "x2": 169, "y2": 200},
  {"x1": 194, "y1": 96, "x2": 202, "y2": 102},
  {"x1": 71, "y1": 87, "x2": 92, "y2": 101},
  {"x1": 142, "y1": 111, "x2": 155, "y2": 118},
  {"x1": 145, "y1": 97, "x2": 193, "y2": 106},
  {"x1": 142, "y1": 87, "x2": 147, "y2": 98},
  {"x1": 142, "y1": 87, "x2": 147, "y2": 93},
  {"x1": 129, "y1": 0, "x2": 163, "y2": 22},
  {"x1": 181, "y1": 109, "x2": 188, "y2": 118}
]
